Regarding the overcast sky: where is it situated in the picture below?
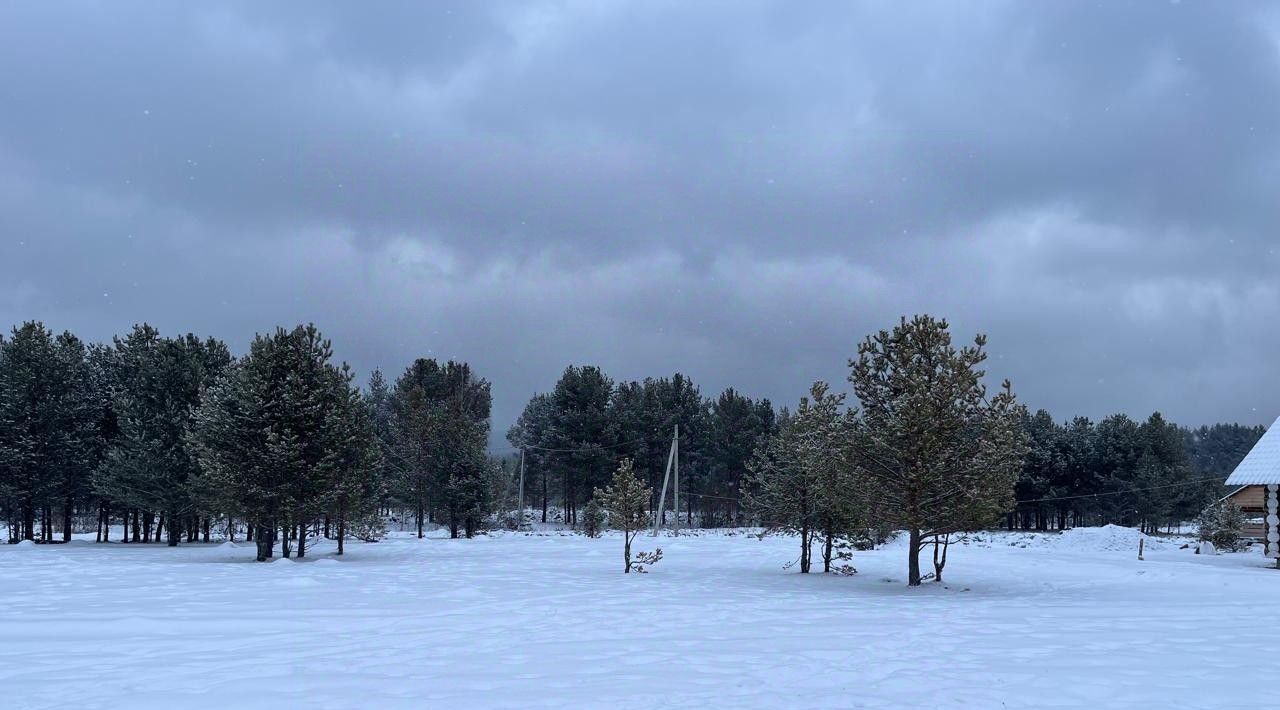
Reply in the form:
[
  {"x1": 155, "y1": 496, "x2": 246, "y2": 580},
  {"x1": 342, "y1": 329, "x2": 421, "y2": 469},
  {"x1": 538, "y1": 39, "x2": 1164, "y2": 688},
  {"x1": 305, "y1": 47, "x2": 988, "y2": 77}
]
[{"x1": 2, "y1": 1, "x2": 1278, "y2": 443}]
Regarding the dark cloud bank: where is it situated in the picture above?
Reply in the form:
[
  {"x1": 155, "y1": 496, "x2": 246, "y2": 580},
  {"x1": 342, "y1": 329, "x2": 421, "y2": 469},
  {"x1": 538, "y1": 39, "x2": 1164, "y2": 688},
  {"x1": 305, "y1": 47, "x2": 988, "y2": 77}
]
[{"x1": 2, "y1": 1, "x2": 1278, "y2": 442}]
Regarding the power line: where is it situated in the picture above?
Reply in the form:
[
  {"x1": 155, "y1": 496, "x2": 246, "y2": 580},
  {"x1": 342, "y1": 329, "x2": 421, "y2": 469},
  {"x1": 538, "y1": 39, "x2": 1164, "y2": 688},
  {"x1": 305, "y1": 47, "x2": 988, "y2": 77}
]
[
  {"x1": 496, "y1": 429, "x2": 1228, "y2": 511},
  {"x1": 492, "y1": 432, "x2": 673, "y2": 455},
  {"x1": 680, "y1": 491, "x2": 741, "y2": 503},
  {"x1": 632, "y1": 476, "x2": 1227, "y2": 509},
  {"x1": 1012, "y1": 475, "x2": 1226, "y2": 506}
]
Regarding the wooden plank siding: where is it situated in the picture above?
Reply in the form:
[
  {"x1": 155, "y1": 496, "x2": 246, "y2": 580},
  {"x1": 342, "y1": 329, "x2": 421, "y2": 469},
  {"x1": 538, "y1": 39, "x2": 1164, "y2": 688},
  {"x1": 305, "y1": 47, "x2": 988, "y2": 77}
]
[
  {"x1": 1226, "y1": 485, "x2": 1267, "y2": 511},
  {"x1": 1224, "y1": 486, "x2": 1268, "y2": 541}
]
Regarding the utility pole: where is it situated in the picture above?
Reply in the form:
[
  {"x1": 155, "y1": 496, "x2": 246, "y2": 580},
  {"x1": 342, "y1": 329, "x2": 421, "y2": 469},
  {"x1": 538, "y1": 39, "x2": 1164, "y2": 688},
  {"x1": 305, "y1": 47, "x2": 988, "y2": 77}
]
[
  {"x1": 673, "y1": 423, "x2": 680, "y2": 535},
  {"x1": 653, "y1": 426, "x2": 678, "y2": 537},
  {"x1": 517, "y1": 448, "x2": 526, "y2": 531}
]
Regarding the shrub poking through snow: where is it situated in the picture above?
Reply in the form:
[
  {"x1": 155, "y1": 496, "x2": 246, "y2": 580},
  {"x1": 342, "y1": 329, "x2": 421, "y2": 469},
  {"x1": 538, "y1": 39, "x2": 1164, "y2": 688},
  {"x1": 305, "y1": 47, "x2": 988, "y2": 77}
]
[
  {"x1": 348, "y1": 510, "x2": 387, "y2": 543},
  {"x1": 594, "y1": 459, "x2": 661, "y2": 573},
  {"x1": 1196, "y1": 501, "x2": 1247, "y2": 552},
  {"x1": 581, "y1": 498, "x2": 604, "y2": 538}
]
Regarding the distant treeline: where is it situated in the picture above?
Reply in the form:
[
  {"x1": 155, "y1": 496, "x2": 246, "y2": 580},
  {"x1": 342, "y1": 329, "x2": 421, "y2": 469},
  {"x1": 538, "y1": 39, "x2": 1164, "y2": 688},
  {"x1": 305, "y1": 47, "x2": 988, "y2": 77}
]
[
  {"x1": 512, "y1": 380, "x2": 1263, "y2": 537},
  {"x1": 0, "y1": 321, "x2": 496, "y2": 558},
  {"x1": 506, "y1": 370, "x2": 776, "y2": 528},
  {"x1": 1012, "y1": 412, "x2": 1262, "y2": 533},
  {"x1": 1, "y1": 319, "x2": 1265, "y2": 555}
]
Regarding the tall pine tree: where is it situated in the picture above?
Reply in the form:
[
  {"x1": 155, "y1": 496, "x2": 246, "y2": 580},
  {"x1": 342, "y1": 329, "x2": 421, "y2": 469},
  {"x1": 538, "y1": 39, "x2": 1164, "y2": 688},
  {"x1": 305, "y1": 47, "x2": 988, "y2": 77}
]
[{"x1": 848, "y1": 316, "x2": 1026, "y2": 586}]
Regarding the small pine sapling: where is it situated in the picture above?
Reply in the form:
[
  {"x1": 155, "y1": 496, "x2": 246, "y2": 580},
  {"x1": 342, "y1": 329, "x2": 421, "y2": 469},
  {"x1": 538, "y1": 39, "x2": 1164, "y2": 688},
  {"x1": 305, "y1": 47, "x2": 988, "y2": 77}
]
[
  {"x1": 631, "y1": 548, "x2": 663, "y2": 572},
  {"x1": 594, "y1": 459, "x2": 662, "y2": 573},
  {"x1": 581, "y1": 498, "x2": 605, "y2": 538},
  {"x1": 826, "y1": 536, "x2": 858, "y2": 576},
  {"x1": 1196, "y1": 501, "x2": 1247, "y2": 552}
]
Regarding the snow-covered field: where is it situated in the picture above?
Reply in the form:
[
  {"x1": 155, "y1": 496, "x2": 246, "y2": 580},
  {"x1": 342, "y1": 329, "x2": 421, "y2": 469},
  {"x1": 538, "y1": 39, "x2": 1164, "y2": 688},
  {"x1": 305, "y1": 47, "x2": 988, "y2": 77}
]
[{"x1": 3, "y1": 526, "x2": 1274, "y2": 709}]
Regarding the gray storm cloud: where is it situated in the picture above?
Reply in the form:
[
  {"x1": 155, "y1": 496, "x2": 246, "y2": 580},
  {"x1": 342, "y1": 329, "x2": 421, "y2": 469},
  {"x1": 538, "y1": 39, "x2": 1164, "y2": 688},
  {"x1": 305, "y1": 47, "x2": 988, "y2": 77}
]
[{"x1": 2, "y1": 0, "x2": 1278, "y2": 440}]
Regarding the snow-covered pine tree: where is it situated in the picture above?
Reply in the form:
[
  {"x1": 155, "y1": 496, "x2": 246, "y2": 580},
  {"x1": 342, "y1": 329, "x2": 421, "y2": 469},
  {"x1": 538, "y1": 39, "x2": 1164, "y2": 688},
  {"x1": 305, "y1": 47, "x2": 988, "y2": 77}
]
[
  {"x1": 388, "y1": 359, "x2": 492, "y2": 539},
  {"x1": 363, "y1": 369, "x2": 395, "y2": 517},
  {"x1": 274, "y1": 325, "x2": 348, "y2": 558},
  {"x1": 188, "y1": 325, "x2": 356, "y2": 561},
  {"x1": 1013, "y1": 409, "x2": 1058, "y2": 531},
  {"x1": 641, "y1": 373, "x2": 710, "y2": 527},
  {"x1": 848, "y1": 315, "x2": 1026, "y2": 586},
  {"x1": 594, "y1": 458, "x2": 660, "y2": 573},
  {"x1": 581, "y1": 498, "x2": 604, "y2": 537},
  {"x1": 443, "y1": 416, "x2": 492, "y2": 539},
  {"x1": 1195, "y1": 500, "x2": 1246, "y2": 552},
  {"x1": 747, "y1": 419, "x2": 811, "y2": 570},
  {"x1": 49, "y1": 331, "x2": 102, "y2": 543},
  {"x1": 323, "y1": 365, "x2": 383, "y2": 554},
  {"x1": 507, "y1": 392, "x2": 555, "y2": 524},
  {"x1": 707, "y1": 388, "x2": 777, "y2": 527},
  {"x1": 511, "y1": 371, "x2": 758, "y2": 530},
  {"x1": 745, "y1": 382, "x2": 859, "y2": 573},
  {"x1": 1136, "y1": 412, "x2": 1198, "y2": 533},
  {"x1": 0, "y1": 322, "x2": 101, "y2": 542},
  {"x1": 188, "y1": 361, "x2": 269, "y2": 557},
  {"x1": 546, "y1": 365, "x2": 615, "y2": 528},
  {"x1": 94, "y1": 325, "x2": 231, "y2": 546}
]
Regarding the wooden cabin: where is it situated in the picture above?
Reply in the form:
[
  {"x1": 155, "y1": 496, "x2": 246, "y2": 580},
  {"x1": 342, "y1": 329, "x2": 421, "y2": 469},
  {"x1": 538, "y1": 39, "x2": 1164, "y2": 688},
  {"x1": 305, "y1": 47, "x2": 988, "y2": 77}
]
[
  {"x1": 1222, "y1": 486, "x2": 1268, "y2": 540},
  {"x1": 1224, "y1": 415, "x2": 1280, "y2": 559}
]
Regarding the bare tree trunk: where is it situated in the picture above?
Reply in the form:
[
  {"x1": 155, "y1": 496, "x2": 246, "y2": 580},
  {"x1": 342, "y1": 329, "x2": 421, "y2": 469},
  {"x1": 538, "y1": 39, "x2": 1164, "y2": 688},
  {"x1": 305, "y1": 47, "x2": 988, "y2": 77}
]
[
  {"x1": 416, "y1": 501, "x2": 424, "y2": 539},
  {"x1": 823, "y1": 533, "x2": 834, "y2": 573},
  {"x1": 167, "y1": 512, "x2": 181, "y2": 547},
  {"x1": 932, "y1": 534, "x2": 950, "y2": 583},
  {"x1": 799, "y1": 526, "x2": 812, "y2": 573},
  {"x1": 255, "y1": 522, "x2": 273, "y2": 561},
  {"x1": 907, "y1": 528, "x2": 922, "y2": 586},
  {"x1": 337, "y1": 502, "x2": 346, "y2": 556},
  {"x1": 624, "y1": 529, "x2": 633, "y2": 573},
  {"x1": 280, "y1": 520, "x2": 292, "y2": 558},
  {"x1": 62, "y1": 498, "x2": 73, "y2": 542}
]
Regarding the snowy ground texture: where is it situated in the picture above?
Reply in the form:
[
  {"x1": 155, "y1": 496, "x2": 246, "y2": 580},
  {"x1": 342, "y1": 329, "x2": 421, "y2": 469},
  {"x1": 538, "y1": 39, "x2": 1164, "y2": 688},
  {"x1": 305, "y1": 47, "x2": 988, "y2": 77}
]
[{"x1": 3, "y1": 525, "x2": 1275, "y2": 709}]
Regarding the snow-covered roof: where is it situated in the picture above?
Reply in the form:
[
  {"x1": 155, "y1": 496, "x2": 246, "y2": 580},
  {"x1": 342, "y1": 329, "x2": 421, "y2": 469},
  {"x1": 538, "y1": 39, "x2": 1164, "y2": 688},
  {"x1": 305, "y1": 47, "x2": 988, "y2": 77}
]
[{"x1": 1225, "y1": 416, "x2": 1280, "y2": 485}]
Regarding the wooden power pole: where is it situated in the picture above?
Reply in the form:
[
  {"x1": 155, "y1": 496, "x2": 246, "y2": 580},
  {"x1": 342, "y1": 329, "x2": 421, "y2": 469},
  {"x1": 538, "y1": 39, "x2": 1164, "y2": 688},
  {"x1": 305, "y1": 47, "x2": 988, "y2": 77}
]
[
  {"x1": 652, "y1": 425, "x2": 679, "y2": 537},
  {"x1": 673, "y1": 424, "x2": 680, "y2": 535}
]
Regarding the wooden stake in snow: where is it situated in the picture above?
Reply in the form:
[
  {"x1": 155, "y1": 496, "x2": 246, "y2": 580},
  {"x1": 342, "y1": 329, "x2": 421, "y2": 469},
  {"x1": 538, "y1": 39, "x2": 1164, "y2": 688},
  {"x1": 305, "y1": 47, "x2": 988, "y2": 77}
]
[{"x1": 1138, "y1": 538, "x2": 1144, "y2": 561}]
